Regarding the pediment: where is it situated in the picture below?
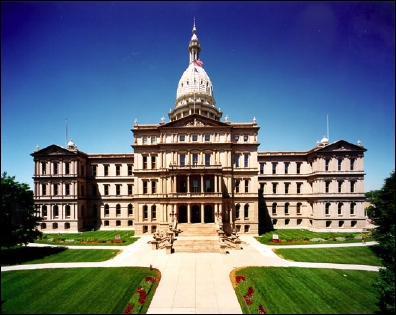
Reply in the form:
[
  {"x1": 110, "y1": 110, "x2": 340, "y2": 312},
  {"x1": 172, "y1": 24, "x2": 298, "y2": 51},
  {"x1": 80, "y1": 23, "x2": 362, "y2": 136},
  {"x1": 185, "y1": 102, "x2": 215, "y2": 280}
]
[
  {"x1": 161, "y1": 114, "x2": 229, "y2": 128},
  {"x1": 316, "y1": 140, "x2": 367, "y2": 153},
  {"x1": 31, "y1": 144, "x2": 76, "y2": 156}
]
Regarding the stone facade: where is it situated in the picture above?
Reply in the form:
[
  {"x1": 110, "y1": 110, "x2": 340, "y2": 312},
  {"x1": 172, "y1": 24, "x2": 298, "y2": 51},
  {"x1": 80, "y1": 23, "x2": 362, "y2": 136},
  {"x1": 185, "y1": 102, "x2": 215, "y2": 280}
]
[{"x1": 31, "y1": 21, "x2": 368, "y2": 235}]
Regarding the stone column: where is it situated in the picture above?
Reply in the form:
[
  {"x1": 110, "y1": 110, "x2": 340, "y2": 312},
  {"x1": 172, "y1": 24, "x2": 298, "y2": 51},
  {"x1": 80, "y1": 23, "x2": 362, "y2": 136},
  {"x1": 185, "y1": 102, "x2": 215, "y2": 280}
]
[
  {"x1": 201, "y1": 203, "x2": 204, "y2": 223},
  {"x1": 187, "y1": 204, "x2": 191, "y2": 223}
]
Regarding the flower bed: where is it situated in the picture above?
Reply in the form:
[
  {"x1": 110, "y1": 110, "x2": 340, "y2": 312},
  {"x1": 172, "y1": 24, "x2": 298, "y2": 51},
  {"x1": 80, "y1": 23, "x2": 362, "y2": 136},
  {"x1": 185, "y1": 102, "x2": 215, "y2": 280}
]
[
  {"x1": 235, "y1": 274, "x2": 267, "y2": 314},
  {"x1": 122, "y1": 276, "x2": 156, "y2": 314}
]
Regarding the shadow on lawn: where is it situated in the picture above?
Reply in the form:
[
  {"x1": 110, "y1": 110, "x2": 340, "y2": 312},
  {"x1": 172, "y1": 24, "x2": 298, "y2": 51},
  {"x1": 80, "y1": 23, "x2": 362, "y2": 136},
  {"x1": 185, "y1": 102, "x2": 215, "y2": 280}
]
[{"x1": 1, "y1": 246, "x2": 67, "y2": 266}]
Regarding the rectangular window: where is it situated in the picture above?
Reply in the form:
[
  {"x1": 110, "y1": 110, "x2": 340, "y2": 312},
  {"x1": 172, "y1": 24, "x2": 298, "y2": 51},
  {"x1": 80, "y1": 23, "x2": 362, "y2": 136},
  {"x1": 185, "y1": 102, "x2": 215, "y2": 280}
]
[
  {"x1": 151, "y1": 137, "x2": 156, "y2": 144},
  {"x1": 285, "y1": 183, "x2": 289, "y2": 194},
  {"x1": 325, "y1": 160, "x2": 329, "y2": 171},
  {"x1": 205, "y1": 179, "x2": 211, "y2": 192},
  {"x1": 325, "y1": 181, "x2": 330, "y2": 193},
  {"x1": 92, "y1": 165, "x2": 97, "y2": 176},
  {"x1": 53, "y1": 184, "x2": 58, "y2": 195},
  {"x1": 128, "y1": 184, "x2": 133, "y2": 195},
  {"x1": 235, "y1": 155, "x2": 239, "y2": 168},
  {"x1": 338, "y1": 203, "x2": 343, "y2": 215},
  {"x1": 128, "y1": 165, "x2": 133, "y2": 175},
  {"x1": 234, "y1": 135, "x2": 239, "y2": 142},
  {"x1": 235, "y1": 180, "x2": 240, "y2": 193},
  {"x1": 143, "y1": 181, "x2": 148, "y2": 194},
  {"x1": 41, "y1": 162, "x2": 46, "y2": 175},
  {"x1": 244, "y1": 155, "x2": 249, "y2": 167},
  {"x1": 151, "y1": 156, "x2": 156, "y2": 169},
  {"x1": 116, "y1": 185, "x2": 121, "y2": 196},
  {"x1": 53, "y1": 162, "x2": 58, "y2": 175},
  {"x1": 245, "y1": 180, "x2": 249, "y2": 193},
  {"x1": 179, "y1": 135, "x2": 185, "y2": 142},
  {"x1": 143, "y1": 156, "x2": 148, "y2": 169},
  {"x1": 297, "y1": 163, "x2": 301, "y2": 174},
  {"x1": 65, "y1": 184, "x2": 70, "y2": 195},
  {"x1": 338, "y1": 181, "x2": 342, "y2": 193},
  {"x1": 272, "y1": 183, "x2": 277, "y2": 194},
  {"x1": 193, "y1": 154, "x2": 198, "y2": 166},
  {"x1": 65, "y1": 162, "x2": 70, "y2": 175},
  {"x1": 272, "y1": 162, "x2": 276, "y2": 174},
  {"x1": 205, "y1": 154, "x2": 210, "y2": 166},
  {"x1": 338, "y1": 159, "x2": 342, "y2": 171},
  {"x1": 260, "y1": 163, "x2": 264, "y2": 174},
  {"x1": 193, "y1": 179, "x2": 199, "y2": 192},
  {"x1": 205, "y1": 135, "x2": 210, "y2": 141},
  {"x1": 350, "y1": 158, "x2": 355, "y2": 171},
  {"x1": 192, "y1": 135, "x2": 198, "y2": 141},
  {"x1": 104, "y1": 185, "x2": 109, "y2": 196},
  {"x1": 116, "y1": 165, "x2": 120, "y2": 176},
  {"x1": 244, "y1": 135, "x2": 248, "y2": 142},
  {"x1": 143, "y1": 137, "x2": 147, "y2": 144},
  {"x1": 297, "y1": 183, "x2": 302, "y2": 194},
  {"x1": 152, "y1": 181, "x2": 156, "y2": 194},
  {"x1": 350, "y1": 203, "x2": 355, "y2": 215},
  {"x1": 180, "y1": 154, "x2": 185, "y2": 166},
  {"x1": 104, "y1": 165, "x2": 109, "y2": 176}
]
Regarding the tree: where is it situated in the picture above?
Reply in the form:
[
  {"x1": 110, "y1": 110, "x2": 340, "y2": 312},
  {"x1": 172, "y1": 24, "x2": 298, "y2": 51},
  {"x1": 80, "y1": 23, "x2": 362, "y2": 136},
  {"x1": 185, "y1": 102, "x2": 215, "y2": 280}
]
[
  {"x1": 1, "y1": 172, "x2": 42, "y2": 247},
  {"x1": 366, "y1": 190, "x2": 380, "y2": 218},
  {"x1": 371, "y1": 170, "x2": 395, "y2": 314}
]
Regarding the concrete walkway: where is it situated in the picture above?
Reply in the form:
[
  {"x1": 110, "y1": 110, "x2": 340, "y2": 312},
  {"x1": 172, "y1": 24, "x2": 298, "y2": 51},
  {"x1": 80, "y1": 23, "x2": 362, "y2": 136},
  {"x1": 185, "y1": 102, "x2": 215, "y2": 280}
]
[{"x1": 1, "y1": 236, "x2": 380, "y2": 314}]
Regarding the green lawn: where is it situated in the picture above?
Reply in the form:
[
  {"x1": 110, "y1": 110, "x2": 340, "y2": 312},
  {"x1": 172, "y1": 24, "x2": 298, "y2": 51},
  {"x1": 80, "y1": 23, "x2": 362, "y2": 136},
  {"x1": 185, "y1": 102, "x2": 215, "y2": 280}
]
[
  {"x1": 273, "y1": 245, "x2": 383, "y2": 266},
  {"x1": 255, "y1": 229, "x2": 373, "y2": 244},
  {"x1": 1, "y1": 267, "x2": 157, "y2": 314},
  {"x1": 35, "y1": 230, "x2": 138, "y2": 246},
  {"x1": 233, "y1": 267, "x2": 380, "y2": 314},
  {"x1": 1, "y1": 246, "x2": 121, "y2": 266},
  {"x1": 1, "y1": 229, "x2": 383, "y2": 314}
]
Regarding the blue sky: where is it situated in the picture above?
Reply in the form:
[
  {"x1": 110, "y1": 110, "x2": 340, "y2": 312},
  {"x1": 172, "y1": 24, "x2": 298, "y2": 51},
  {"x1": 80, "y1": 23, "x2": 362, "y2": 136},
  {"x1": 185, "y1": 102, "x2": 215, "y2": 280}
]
[{"x1": 1, "y1": 1, "x2": 394, "y2": 192}]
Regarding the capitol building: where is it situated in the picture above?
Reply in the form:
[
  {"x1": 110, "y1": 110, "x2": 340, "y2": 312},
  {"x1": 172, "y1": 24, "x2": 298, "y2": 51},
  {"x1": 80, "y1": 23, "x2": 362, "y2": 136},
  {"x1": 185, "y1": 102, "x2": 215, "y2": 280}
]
[{"x1": 31, "y1": 22, "x2": 368, "y2": 236}]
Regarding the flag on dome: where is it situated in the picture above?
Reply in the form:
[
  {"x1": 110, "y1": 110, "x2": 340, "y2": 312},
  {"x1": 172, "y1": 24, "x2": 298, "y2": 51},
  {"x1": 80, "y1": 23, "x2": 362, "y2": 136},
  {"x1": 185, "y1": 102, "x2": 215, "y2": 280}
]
[{"x1": 194, "y1": 59, "x2": 203, "y2": 67}]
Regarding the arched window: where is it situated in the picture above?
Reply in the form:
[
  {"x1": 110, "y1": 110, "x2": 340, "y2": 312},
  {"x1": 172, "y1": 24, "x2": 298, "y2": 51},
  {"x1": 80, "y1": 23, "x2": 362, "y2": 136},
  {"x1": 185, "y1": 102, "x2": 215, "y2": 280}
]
[
  {"x1": 42, "y1": 205, "x2": 47, "y2": 217},
  {"x1": 272, "y1": 203, "x2": 277, "y2": 215},
  {"x1": 244, "y1": 204, "x2": 249, "y2": 218},
  {"x1": 338, "y1": 203, "x2": 343, "y2": 215},
  {"x1": 325, "y1": 203, "x2": 330, "y2": 215},
  {"x1": 235, "y1": 204, "x2": 240, "y2": 219},
  {"x1": 350, "y1": 203, "x2": 356, "y2": 215},
  {"x1": 53, "y1": 205, "x2": 59, "y2": 218}
]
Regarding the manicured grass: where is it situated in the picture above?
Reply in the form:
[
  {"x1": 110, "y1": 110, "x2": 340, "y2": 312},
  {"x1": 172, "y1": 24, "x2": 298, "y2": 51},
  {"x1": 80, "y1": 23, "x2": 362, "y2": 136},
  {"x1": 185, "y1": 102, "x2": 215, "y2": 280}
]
[
  {"x1": 274, "y1": 245, "x2": 383, "y2": 266},
  {"x1": 35, "y1": 230, "x2": 138, "y2": 246},
  {"x1": 255, "y1": 229, "x2": 372, "y2": 245},
  {"x1": 1, "y1": 267, "x2": 158, "y2": 314},
  {"x1": 233, "y1": 267, "x2": 380, "y2": 314},
  {"x1": 1, "y1": 246, "x2": 121, "y2": 266}
]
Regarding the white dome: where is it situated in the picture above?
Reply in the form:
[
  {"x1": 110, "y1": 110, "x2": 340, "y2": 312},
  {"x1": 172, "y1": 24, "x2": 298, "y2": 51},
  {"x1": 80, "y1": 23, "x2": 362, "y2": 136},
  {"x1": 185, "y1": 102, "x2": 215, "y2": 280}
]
[
  {"x1": 321, "y1": 136, "x2": 329, "y2": 145},
  {"x1": 176, "y1": 63, "x2": 214, "y2": 101}
]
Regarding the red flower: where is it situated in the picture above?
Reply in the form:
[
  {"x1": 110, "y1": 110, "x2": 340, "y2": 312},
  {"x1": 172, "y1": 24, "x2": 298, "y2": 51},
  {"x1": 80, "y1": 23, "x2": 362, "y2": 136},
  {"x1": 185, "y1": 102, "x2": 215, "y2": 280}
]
[
  {"x1": 236, "y1": 275, "x2": 245, "y2": 283},
  {"x1": 258, "y1": 305, "x2": 267, "y2": 314},
  {"x1": 123, "y1": 303, "x2": 134, "y2": 314},
  {"x1": 146, "y1": 276, "x2": 155, "y2": 283}
]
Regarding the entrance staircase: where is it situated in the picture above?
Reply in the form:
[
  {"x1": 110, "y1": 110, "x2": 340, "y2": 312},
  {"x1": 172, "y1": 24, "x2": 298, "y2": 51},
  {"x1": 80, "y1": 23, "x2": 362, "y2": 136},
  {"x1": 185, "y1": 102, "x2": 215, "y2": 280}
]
[{"x1": 172, "y1": 223, "x2": 221, "y2": 253}]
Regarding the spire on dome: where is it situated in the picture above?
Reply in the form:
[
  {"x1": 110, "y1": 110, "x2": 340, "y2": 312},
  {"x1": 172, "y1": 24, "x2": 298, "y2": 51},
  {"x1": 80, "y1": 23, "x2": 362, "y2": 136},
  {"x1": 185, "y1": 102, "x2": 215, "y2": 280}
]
[{"x1": 189, "y1": 18, "x2": 201, "y2": 64}]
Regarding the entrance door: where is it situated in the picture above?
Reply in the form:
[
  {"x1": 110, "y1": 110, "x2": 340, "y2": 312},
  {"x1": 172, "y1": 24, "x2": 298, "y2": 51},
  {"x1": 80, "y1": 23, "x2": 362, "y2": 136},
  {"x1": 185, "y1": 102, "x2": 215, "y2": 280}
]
[
  {"x1": 191, "y1": 205, "x2": 200, "y2": 223},
  {"x1": 204, "y1": 205, "x2": 214, "y2": 223},
  {"x1": 178, "y1": 205, "x2": 187, "y2": 223}
]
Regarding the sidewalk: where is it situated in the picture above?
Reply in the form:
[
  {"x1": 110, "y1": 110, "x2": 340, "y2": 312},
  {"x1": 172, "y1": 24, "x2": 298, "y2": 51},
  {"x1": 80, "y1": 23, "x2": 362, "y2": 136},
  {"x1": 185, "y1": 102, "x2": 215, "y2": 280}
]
[{"x1": 1, "y1": 236, "x2": 380, "y2": 314}]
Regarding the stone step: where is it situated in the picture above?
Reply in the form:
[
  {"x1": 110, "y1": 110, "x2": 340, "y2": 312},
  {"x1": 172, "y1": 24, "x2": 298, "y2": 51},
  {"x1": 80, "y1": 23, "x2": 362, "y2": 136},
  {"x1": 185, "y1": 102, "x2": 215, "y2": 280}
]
[
  {"x1": 176, "y1": 223, "x2": 218, "y2": 236},
  {"x1": 172, "y1": 238, "x2": 221, "y2": 253}
]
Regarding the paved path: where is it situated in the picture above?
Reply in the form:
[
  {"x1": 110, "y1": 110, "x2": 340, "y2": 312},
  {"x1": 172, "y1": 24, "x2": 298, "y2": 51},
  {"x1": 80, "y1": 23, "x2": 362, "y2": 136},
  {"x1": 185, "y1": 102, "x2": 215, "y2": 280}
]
[{"x1": 1, "y1": 236, "x2": 380, "y2": 314}]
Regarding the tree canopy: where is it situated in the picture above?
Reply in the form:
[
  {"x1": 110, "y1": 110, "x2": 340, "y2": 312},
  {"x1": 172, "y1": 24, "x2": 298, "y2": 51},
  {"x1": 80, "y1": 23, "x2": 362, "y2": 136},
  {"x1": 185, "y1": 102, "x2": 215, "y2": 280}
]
[
  {"x1": 1, "y1": 172, "x2": 42, "y2": 247},
  {"x1": 371, "y1": 170, "x2": 395, "y2": 314}
]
